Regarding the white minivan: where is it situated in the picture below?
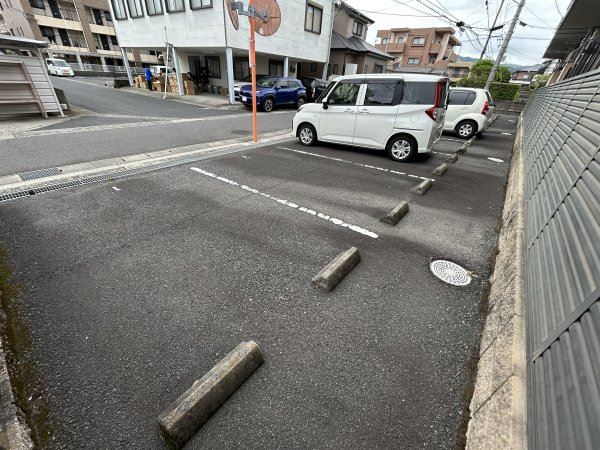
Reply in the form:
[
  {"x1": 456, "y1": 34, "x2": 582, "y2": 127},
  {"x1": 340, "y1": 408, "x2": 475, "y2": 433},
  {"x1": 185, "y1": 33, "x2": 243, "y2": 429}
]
[
  {"x1": 292, "y1": 74, "x2": 449, "y2": 162},
  {"x1": 444, "y1": 87, "x2": 494, "y2": 139},
  {"x1": 45, "y1": 58, "x2": 74, "y2": 77}
]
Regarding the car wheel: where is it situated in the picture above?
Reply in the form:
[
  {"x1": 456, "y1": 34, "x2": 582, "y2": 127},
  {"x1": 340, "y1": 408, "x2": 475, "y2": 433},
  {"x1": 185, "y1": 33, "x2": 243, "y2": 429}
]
[
  {"x1": 298, "y1": 123, "x2": 317, "y2": 146},
  {"x1": 456, "y1": 120, "x2": 477, "y2": 139},
  {"x1": 263, "y1": 97, "x2": 274, "y2": 112},
  {"x1": 387, "y1": 135, "x2": 417, "y2": 162},
  {"x1": 297, "y1": 96, "x2": 306, "y2": 109}
]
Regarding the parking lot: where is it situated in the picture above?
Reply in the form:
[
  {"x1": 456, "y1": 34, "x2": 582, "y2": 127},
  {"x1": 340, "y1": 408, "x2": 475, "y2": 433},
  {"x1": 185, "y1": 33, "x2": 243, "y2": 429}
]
[{"x1": 0, "y1": 114, "x2": 517, "y2": 448}]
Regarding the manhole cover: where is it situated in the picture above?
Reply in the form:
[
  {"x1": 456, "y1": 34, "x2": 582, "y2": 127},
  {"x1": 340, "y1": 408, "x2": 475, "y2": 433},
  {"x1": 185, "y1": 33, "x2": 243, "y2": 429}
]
[{"x1": 430, "y1": 260, "x2": 472, "y2": 286}]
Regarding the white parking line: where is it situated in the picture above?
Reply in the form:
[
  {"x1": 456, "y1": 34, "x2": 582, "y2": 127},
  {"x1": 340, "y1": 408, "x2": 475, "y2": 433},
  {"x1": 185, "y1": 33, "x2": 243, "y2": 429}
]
[
  {"x1": 432, "y1": 151, "x2": 451, "y2": 156},
  {"x1": 487, "y1": 157, "x2": 504, "y2": 163},
  {"x1": 190, "y1": 167, "x2": 379, "y2": 239},
  {"x1": 441, "y1": 137, "x2": 463, "y2": 142},
  {"x1": 502, "y1": 132, "x2": 512, "y2": 136},
  {"x1": 112, "y1": 186, "x2": 121, "y2": 191},
  {"x1": 277, "y1": 147, "x2": 434, "y2": 182}
]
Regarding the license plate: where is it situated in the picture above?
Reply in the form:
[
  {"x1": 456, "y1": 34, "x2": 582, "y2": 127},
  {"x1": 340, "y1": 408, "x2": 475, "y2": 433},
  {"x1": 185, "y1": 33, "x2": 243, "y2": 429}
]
[{"x1": 242, "y1": 96, "x2": 248, "y2": 102}]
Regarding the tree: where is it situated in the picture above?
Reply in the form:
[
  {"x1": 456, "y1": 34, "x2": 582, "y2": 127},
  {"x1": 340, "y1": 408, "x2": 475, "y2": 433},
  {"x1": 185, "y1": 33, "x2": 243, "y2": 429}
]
[{"x1": 469, "y1": 59, "x2": 511, "y2": 83}]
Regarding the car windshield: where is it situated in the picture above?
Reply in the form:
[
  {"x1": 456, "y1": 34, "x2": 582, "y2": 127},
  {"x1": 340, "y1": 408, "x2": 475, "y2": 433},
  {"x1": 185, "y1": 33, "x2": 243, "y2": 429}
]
[
  {"x1": 257, "y1": 78, "x2": 279, "y2": 88},
  {"x1": 50, "y1": 60, "x2": 69, "y2": 67}
]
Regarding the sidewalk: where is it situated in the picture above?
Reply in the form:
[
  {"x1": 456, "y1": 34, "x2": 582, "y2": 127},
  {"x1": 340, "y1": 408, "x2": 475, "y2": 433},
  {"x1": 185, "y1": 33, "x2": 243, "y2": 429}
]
[{"x1": 120, "y1": 85, "x2": 244, "y2": 110}]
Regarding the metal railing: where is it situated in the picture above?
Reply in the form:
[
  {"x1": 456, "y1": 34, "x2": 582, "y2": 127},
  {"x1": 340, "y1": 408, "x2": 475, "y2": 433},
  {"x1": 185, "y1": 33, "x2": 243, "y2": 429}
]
[
  {"x1": 523, "y1": 68, "x2": 600, "y2": 449},
  {"x1": 68, "y1": 62, "x2": 143, "y2": 74},
  {"x1": 33, "y1": 7, "x2": 79, "y2": 21}
]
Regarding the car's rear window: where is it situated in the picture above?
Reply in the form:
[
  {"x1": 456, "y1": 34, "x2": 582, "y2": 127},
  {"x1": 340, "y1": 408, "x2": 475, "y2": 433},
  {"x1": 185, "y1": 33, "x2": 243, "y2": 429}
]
[
  {"x1": 485, "y1": 91, "x2": 494, "y2": 106},
  {"x1": 449, "y1": 90, "x2": 476, "y2": 105},
  {"x1": 400, "y1": 82, "x2": 436, "y2": 105}
]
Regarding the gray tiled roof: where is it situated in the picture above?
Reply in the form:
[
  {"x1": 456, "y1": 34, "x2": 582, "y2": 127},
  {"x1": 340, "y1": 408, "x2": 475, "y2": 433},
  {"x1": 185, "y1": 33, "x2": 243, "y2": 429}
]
[{"x1": 330, "y1": 31, "x2": 393, "y2": 60}]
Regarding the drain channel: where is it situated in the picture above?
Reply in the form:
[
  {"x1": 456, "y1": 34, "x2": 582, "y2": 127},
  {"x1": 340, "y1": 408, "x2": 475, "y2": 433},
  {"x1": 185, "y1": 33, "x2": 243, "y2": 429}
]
[{"x1": 18, "y1": 168, "x2": 62, "y2": 181}]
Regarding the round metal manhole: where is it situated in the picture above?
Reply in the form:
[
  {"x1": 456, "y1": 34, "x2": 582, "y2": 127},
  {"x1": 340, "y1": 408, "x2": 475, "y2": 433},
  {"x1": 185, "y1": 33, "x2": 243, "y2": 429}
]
[{"x1": 430, "y1": 260, "x2": 472, "y2": 286}]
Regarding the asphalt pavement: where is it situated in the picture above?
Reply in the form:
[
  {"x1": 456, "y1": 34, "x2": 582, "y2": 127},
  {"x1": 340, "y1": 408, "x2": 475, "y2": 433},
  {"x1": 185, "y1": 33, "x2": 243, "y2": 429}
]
[
  {"x1": 0, "y1": 114, "x2": 518, "y2": 448},
  {"x1": 0, "y1": 77, "x2": 296, "y2": 177}
]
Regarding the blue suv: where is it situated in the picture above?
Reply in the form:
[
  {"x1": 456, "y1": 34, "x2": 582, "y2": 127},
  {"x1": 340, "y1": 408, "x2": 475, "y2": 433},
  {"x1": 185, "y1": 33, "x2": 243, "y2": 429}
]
[{"x1": 239, "y1": 77, "x2": 306, "y2": 112}]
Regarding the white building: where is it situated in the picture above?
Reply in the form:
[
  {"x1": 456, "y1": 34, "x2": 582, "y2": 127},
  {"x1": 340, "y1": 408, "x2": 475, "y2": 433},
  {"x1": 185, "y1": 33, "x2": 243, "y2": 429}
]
[{"x1": 109, "y1": 0, "x2": 335, "y2": 102}]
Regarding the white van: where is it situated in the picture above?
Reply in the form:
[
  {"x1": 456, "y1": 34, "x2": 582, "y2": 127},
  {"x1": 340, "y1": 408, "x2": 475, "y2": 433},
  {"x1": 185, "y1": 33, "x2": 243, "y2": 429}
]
[
  {"x1": 292, "y1": 74, "x2": 449, "y2": 162},
  {"x1": 444, "y1": 87, "x2": 494, "y2": 139},
  {"x1": 45, "y1": 58, "x2": 74, "y2": 77}
]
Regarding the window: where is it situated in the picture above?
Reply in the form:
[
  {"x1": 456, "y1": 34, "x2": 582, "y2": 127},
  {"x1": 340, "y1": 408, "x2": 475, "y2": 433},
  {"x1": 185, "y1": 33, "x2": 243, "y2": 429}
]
[
  {"x1": 327, "y1": 81, "x2": 360, "y2": 105},
  {"x1": 28, "y1": 0, "x2": 44, "y2": 8},
  {"x1": 309, "y1": 62, "x2": 317, "y2": 72},
  {"x1": 412, "y1": 36, "x2": 425, "y2": 46},
  {"x1": 190, "y1": 0, "x2": 211, "y2": 9},
  {"x1": 305, "y1": 3, "x2": 322, "y2": 34},
  {"x1": 233, "y1": 57, "x2": 249, "y2": 80},
  {"x1": 40, "y1": 26, "x2": 56, "y2": 43},
  {"x1": 269, "y1": 59, "x2": 283, "y2": 76},
  {"x1": 397, "y1": 36, "x2": 404, "y2": 43},
  {"x1": 126, "y1": 0, "x2": 143, "y2": 17},
  {"x1": 364, "y1": 81, "x2": 400, "y2": 106},
  {"x1": 352, "y1": 20, "x2": 363, "y2": 36},
  {"x1": 205, "y1": 56, "x2": 220, "y2": 78},
  {"x1": 165, "y1": 0, "x2": 183, "y2": 12},
  {"x1": 111, "y1": 0, "x2": 127, "y2": 19},
  {"x1": 373, "y1": 64, "x2": 383, "y2": 73},
  {"x1": 449, "y1": 90, "x2": 471, "y2": 105},
  {"x1": 145, "y1": 0, "x2": 162, "y2": 15},
  {"x1": 110, "y1": 35, "x2": 118, "y2": 46},
  {"x1": 400, "y1": 82, "x2": 436, "y2": 105},
  {"x1": 407, "y1": 57, "x2": 420, "y2": 65},
  {"x1": 381, "y1": 38, "x2": 388, "y2": 45}
]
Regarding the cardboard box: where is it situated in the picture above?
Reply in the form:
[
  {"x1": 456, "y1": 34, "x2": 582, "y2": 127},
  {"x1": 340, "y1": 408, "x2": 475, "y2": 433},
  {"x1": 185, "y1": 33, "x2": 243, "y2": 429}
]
[
  {"x1": 153, "y1": 81, "x2": 166, "y2": 92},
  {"x1": 184, "y1": 80, "x2": 195, "y2": 95}
]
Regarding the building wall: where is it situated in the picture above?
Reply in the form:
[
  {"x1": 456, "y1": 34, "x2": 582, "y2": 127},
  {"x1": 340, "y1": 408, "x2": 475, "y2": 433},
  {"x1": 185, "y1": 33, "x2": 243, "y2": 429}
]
[
  {"x1": 332, "y1": 5, "x2": 368, "y2": 40},
  {"x1": 111, "y1": 0, "x2": 333, "y2": 65}
]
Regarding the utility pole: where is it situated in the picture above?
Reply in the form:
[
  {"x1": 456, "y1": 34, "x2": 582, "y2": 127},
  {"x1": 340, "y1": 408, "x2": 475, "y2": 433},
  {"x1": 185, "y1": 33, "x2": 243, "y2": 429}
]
[
  {"x1": 485, "y1": 0, "x2": 526, "y2": 90},
  {"x1": 479, "y1": 0, "x2": 506, "y2": 60}
]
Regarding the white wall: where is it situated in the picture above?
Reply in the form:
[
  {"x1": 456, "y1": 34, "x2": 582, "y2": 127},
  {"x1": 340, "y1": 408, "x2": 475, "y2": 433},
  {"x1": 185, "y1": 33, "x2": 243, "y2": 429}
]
[{"x1": 111, "y1": 0, "x2": 333, "y2": 63}]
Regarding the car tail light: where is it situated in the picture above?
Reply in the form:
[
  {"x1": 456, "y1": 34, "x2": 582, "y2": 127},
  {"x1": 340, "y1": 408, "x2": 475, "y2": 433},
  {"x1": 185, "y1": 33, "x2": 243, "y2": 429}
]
[
  {"x1": 425, "y1": 106, "x2": 437, "y2": 120},
  {"x1": 482, "y1": 100, "x2": 489, "y2": 115}
]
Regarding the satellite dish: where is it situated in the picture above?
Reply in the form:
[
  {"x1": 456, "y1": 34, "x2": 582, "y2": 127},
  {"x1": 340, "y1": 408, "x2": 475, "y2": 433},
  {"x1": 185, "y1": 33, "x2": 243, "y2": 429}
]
[
  {"x1": 225, "y1": 0, "x2": 239, "y2": 30},
  {"x1": 251, "y1": 0, "x2": 281, "y2": 37}
]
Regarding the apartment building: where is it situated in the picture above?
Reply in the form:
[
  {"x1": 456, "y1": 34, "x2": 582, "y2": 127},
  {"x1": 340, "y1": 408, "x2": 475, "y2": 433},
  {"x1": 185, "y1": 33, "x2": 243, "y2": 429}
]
[
  {"x1": 447, "y1": 61, "x2": 472, "y2": 83},
  {"x1": 375, "y1": 27, "x2": 460, "y2": 71},
  {"x1": 110, "y1": 0, "x2": 334, "y2": 102},
  {"x1": 0, "y1": 0, "x2": 159, "y2": 70}
]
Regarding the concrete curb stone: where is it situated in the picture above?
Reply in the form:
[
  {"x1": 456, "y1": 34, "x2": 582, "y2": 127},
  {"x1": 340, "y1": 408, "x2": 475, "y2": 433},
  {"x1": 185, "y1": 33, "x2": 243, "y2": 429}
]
[
  {"x1": 380, "y1": 201, "x2": 409, "y2": 226},
  {"x1": 312, "y1": 247, "x2": 361, "y2": 292}
]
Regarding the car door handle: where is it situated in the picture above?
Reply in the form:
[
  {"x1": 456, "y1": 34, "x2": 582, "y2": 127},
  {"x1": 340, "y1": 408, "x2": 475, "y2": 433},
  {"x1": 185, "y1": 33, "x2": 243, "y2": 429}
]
[
  {"x1": 359, "y1": 108, "x2": 370, "y2": 114},
  {"x1": 344, "y1": 108, "x2": 354, "y2": 114}
]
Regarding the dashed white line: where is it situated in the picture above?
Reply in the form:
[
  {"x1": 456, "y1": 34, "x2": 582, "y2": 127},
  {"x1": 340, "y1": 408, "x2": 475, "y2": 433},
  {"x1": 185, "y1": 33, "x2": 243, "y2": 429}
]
[
  {"x1": 432, "y1": 151, "x2": 451, "y2": 156},
  {"x1": 190, "y1": 167, "x2": 379, "y2": 239},
  {"x1": 112, "y1": 186, "x2": 121, "y2": 191},
  {"x1": 501, "y1": 132, "x2": 512, "y2": 136},
  {"x1": 487, "y1": 157, "x2": 504, "y2": 163},
  {"x1": 277, "y1": 147, "x2": 434, "y2": 182}
]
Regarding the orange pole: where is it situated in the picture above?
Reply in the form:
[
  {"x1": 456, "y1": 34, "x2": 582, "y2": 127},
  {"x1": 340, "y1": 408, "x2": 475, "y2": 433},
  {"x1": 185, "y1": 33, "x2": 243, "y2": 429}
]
[{"x1": 249, "y1": 0, "x2": 258, "y2": 143}]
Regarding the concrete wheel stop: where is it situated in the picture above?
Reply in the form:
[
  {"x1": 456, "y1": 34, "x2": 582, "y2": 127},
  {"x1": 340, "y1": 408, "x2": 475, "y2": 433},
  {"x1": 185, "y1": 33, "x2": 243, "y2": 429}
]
[
  {"x1": 445, "y1": 153, "x2": 459, "y2": 164},
  {"x1": 380, "y1": 201, "x2": 409, "y2": 226},
  {"x1": 312, "y1": 247, "x2": 361, "y2": 292},
  {"x1": 411, "y1": 179, "x2": 433, "y2": 195},
  {"x1": 432, "y1": 164, "x2": 449, "y2": 176},
  {"x1": 158, "y1": 340, "x2": 264, "y2": 449}
]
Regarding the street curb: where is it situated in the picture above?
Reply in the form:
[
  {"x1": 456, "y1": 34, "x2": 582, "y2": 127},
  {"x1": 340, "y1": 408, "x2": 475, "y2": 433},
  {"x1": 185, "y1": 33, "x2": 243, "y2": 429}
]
[
  {"x1": 465, "y1": 116, "x2": 526, "y2": 449},
  {"x1": 432, "y1": 163, "x2": 448, "y2": 176},
  {"x1": 379, "y1": 201, "x2": 409, "y2": 226},
  {"x1": 411, "y1": 179, "x2": 432, "y2": 195},
  {"x1": 158, "y1": 341, "x2": 263, "y2": 449},
  {"x1": 0, "y1": 131, "x2": 294, "y2": 199},
  {"x1": 0, "y1": 342, "x2": 33, "y2": 449},
  {"x1": 312, "y1": 247, "x2": 361, "y2": 292}
]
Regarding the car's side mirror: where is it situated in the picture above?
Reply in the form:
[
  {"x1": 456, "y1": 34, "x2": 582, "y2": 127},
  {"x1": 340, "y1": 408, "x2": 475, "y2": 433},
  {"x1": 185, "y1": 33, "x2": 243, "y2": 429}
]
[
  {"x1": 275, "y1": 86, "x2": 280, "y2": 90},
  {"x1": 322, "y1": 98, "x2": 329, "y2": 110}
]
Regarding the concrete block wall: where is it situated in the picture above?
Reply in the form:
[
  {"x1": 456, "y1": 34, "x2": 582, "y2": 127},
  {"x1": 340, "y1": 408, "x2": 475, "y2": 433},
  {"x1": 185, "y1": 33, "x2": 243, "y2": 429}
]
[{"x1": 465, "y1": 118, "x2": 527, "y2": 449}]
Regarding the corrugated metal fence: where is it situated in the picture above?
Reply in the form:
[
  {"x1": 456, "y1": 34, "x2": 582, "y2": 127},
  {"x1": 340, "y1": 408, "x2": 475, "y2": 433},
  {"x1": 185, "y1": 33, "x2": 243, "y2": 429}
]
[{"x1": 522, "y1": 68, "x2": 600, "y2": 448}]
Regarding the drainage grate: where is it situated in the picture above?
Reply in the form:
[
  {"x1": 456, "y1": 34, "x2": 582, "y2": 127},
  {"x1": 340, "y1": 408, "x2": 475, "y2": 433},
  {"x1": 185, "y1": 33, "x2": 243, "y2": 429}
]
[
  {"x1": 0, "y1": 191, "x2": 31, "y2": 203},
  {"x1": 430, "y1": 260, "x2": 472, "y2": 286},
  {"x1": 18, "y1": 167, "x2": 62, "y2": 181}
]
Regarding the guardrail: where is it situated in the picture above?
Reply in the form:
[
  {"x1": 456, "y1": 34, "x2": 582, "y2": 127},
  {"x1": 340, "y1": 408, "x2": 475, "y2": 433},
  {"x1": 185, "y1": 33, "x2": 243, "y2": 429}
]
[
  {"x1": 67, "y1": 62, "x2": 144, "y2": 75},
  {"x1": 522, "y1": 68, "x2": 600, "y2": 448}
]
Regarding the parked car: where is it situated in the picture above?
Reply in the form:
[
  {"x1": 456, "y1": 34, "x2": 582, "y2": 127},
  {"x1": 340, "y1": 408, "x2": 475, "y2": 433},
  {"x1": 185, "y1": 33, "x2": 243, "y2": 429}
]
[
  {"x1": 292, "y1": 74, "x2": 449, "y2": 162},
  {"x1": 239, "y1": 77, "x2": 307, "y2": 112},
  {"x1": 233, "y1": 74, "x2": 268, "y2": 101},
  {"x1": 444, "y1": 87, "x2": 495, "y2": 139},
  {"x1": 299, "y1": 77, "x2": 329, "y2": 102},
  {"x1": 46, "y1": 58, "x2": 74, "y2": 77}
]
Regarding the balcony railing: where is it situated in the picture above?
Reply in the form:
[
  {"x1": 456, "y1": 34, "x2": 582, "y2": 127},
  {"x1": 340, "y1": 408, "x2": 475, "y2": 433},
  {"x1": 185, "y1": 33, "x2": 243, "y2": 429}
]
[
  {"x1": 68, "y1": 62, "x2": 144, "y2": 75},
  {"x1": 33, "y1": 6, "x2": 79, "y2": 21}
]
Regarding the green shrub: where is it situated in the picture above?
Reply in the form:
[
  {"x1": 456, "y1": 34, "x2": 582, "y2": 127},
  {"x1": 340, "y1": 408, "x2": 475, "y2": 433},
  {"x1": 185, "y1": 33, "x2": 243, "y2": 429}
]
[{"x1": 455, "y1": 78, "x2": 520, "y2": 101}]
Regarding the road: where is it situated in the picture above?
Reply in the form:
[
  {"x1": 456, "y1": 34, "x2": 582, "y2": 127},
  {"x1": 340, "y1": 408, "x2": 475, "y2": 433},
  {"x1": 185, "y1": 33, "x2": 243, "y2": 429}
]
[
  {"x1": 0, "y1": 113, "x2": 518, "y2": 448},
  {"x1": 0, "y1": 77, "x2": 295, "y2": 177}
]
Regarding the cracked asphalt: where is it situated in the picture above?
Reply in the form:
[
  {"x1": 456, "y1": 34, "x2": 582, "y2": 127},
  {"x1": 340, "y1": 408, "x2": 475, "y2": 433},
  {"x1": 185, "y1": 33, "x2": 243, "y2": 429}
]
[{"x1": 0, "y1": 114, "x2": 518, "y2": 448}]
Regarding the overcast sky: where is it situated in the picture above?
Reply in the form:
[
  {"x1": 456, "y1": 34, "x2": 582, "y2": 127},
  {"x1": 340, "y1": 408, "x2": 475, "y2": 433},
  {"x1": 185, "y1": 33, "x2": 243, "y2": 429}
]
[{"x1": 346, "y1": 0, "x2": 571, "y2": 65}]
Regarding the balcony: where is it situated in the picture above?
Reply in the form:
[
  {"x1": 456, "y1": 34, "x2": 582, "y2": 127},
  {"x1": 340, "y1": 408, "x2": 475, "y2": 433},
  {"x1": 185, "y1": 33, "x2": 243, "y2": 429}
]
[
  {"x1": 34, "y1": 9, "x2": 83, "y2": 31},
  {"x1": 429, "y1": 42, "x2": 441, "y2": 54},
  {"x1": 384, "y1": 42, "x2": 405, "y2": 53}
]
